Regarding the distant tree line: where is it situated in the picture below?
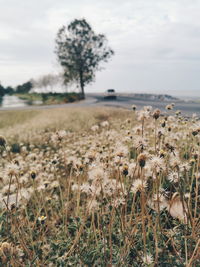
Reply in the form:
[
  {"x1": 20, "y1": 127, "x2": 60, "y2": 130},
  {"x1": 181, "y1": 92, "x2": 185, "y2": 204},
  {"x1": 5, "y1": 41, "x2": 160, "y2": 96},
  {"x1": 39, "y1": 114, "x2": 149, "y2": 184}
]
[{"x1": 0, "y1": 81, "x2": 33, "y2": 97}]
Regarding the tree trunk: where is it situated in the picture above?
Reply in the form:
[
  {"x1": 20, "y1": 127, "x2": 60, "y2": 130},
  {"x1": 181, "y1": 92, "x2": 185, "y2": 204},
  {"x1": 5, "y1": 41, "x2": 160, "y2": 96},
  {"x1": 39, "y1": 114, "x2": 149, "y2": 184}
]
[{"x1": 79, "y1": 70, "x2": 85, "y2": 99}]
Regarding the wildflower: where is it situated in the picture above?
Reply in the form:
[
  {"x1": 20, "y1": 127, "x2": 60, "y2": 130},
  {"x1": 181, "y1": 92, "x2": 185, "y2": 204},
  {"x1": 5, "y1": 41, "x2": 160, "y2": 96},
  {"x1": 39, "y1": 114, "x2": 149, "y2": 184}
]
[
  {"x1": 192, "y1": 130, "x2": 198, "y2": 136},
  {"x1": 165, "y1": 143, "x2": 175, "y2": 153},
  {"x1": 6, "y1": 163, "x2": 20, "y2": 176},
  {"x1": 184, "y1": 192, "x2": 190, "y2": 199},
  {"x1": 101, "y1": 121, "x2": 109, "y2": 127},
  {"x1": 128, "y1": 162, "x2": 136, "y2": 177},
  {"x1": 49, "y1": 180, "x2": 60, "y2": 190},
  {"x1": 132, "y1": 104, "x2": 137, "y2": 111},
  {"x1": 71, "y1": 183, "x2": 79, "y2": 191},
  {"x1": 0, "y1": 242, "x2": 13, "y2": 257},
  {"x1": 131, "y1": 179, "x2": 147, "y2": 193},
  {"x1": 195, "y1": 172, "x2": 200, "y2": 179},
  {"x1": 152, "y1": 109, "x2": 161, "y2": 120},
  {"x1": 169, "y1": 155, "x2": 181, "y2": 169},
  {"x1": 149, "y1": 156, "x2": 164, "y2": 171},
  {"x1": 142, "y1": 254, "x2": 154, "y2": 265},
  {"x1": 2, "y1": 184, "x2": 16, "y2": 195},
  {"x1": 80, "y1": 183, "x2": 93, "y2": 194},
  {"x1": 148, "y1": 193, "x2": 168, "y2": 212},
  {"x1": 0, "y1": 136, "x2": 6, "y2": 147},
  {"x1": 167, "y1": 171, "x2": 179, "y2": 183},
  {"x1": 88, "y1": 166, "x2": 106, "y2": 183},
  {"x1": 30, "y1": 170, "x2": 37, "y2": 180},
  {"x1": 166, "y1": 104, "x2": 173, "y2": 110},
  {"x1": 189, "y1": 158, "x2": 196, "y2": 165},
  {"x1": 161, "y1": 120, "x2": 166, "y2": 127},
  {"x1": 144, "y1": 106, "x2": 152, "y2": 112},
  {"x1": 137, "y1": 110, "x2": 150, "y2": 121},
  {"x1": 137, "y1": 153, "x2": 148, "y2": 168},
  {"x1": 179, "y1": 163, "x2": 191, "y2": 172},
  {"x1": 122, "y1": 164, "x2": 129, "y2": 176},
  {"x1": 38, "y1": 216, "x2": 47, "y2": 224},
  {"x1": 115, "y1": 144, "x2": 129, "y2": 158},
  {"x1": 133, "y1": 136, "x2": 148, "y2": 151},
  {"x1": 58, "y1": 130, "x2": 67, "y2": 138},
  {"x1": 91, "y1": 125, "x2": 99, "y2": 132},
  {"x1": 112, "y1": 196, "x2": 126, "y2": 207},
  {"x1": 193, "y1": 153, "x2": 199, "y2": 160},
  {"x1": 159, "y1": 150, "x2": 166, "y2": 158},
  {"x1": 175, "y1": 110, "x2": 181, "y2": 115}
]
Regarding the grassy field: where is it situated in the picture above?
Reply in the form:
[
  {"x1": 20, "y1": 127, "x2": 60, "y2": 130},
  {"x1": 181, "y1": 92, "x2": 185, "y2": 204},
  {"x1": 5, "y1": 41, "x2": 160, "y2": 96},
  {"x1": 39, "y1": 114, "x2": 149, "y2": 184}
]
[{"x1": 0, "y1": 106, "x2": 199, "y2": 266}]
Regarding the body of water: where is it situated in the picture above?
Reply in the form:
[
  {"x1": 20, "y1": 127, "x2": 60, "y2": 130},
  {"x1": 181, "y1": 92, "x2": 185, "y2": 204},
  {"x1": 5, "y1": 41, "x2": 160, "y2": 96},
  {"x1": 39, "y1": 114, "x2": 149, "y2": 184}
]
[
  {"x1": 1, "y1": 95, "x2": 28, "y2": 108},
  {"x1": 0, "y1": 95, "x2": 42, "y2": 108}
]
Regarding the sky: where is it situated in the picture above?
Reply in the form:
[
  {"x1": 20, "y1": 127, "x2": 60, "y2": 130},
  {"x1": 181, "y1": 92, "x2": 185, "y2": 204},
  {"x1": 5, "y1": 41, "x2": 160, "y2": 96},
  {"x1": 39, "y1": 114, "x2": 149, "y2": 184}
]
[{"x1": 0, "y1": 0, "x2": 200, "y2": 96}]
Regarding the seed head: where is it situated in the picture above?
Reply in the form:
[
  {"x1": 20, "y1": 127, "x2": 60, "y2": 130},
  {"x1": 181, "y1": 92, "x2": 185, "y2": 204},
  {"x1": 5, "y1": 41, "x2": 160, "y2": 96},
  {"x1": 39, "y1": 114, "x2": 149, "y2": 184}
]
[
  {"x1": 30, "y1": 170, "x2": 37, "y2": 180},
  {"x1": 122, "y1": 164, "x2": 129, "y2": 176},
  {"x1": 137, "y1": 153, "x2": 147, "y2": 168},
  {"x1": 166, "y1": 104, "x2": 173, "y2": 110},
  {"x1": 192, "y1": 130, "x2": 198, "y2": 136},
  {"x1": 153, "y1": 109, "x2": 161, "y2": 120},
  {"x1": 161, "y1": 120, "x2": 166, "y2": 127},
  {"x1": 0, "y1": 136, "x2": 6, "y2": 147},
  {"x1": 0, "y1": 242, "x2": 13, "y2": 256},
  {"x1": 159, "y1": 150, "x2": 166, "y2": 158},
  {"x1": 38, "y1": 216, "x2": 47, "y2": 224},
  {"x1": 175, "y1": 110, "x2": 181, "y2": 115},
  {"x1": 132, "y1": 105, "x2": 137, "y2": 111}
]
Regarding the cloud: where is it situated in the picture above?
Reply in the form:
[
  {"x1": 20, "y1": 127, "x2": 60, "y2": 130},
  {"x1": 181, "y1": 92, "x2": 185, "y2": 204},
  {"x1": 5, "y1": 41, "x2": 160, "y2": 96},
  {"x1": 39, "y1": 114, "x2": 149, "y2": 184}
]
[{"x1": 0, "y1": 0, "x2": 200, "y2": 96}]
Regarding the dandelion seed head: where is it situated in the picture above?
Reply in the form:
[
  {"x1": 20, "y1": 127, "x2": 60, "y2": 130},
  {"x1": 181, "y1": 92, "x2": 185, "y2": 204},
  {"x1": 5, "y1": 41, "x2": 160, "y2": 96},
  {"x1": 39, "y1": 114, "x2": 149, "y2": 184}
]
[{"x1": 131, "y1": 179, "x2": 147, "y2": 193}]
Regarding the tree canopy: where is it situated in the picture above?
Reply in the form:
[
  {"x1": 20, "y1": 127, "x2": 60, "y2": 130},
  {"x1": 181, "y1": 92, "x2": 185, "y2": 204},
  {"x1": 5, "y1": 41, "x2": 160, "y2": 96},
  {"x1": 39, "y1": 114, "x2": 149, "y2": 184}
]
[
  {"x1": 55, "y1": 18, "x2": 114, "y2": 98},
  {"x1": 16, "y1": 81, "x2": 32, "y2": 94}
]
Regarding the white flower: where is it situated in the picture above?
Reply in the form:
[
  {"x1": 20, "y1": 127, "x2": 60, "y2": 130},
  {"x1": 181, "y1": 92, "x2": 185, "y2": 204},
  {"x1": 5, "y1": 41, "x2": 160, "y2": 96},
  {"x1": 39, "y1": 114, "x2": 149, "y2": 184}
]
[
  {"x1": 115, "y1": 144, "x2": 129, "y2": 157},
  {"x1": 111, "y1": 196, "x2": 126, "y2": 208},
  {"x1": 71, "y1": 184, "x2": 79, "y2": 191},
  {"x1": 101, "y1": 121, "x2": 109, "y2": 127},
  {"x1": 148, "y1": 193, "x2": 168, "y2": 212},
  {"x1": 6, "y1": 163, "x2": 20, "y2": 176},
  {"x1": 167, "y1": 171, "x2": 179, "y2": 183},
  {"x1": 142, "y1": 254, "x2": 154, "y2": 265},
  {"x1": 144, "y1": 106, "x2": 152, "y2": 112},
  {"x1": 131, "y1": 179, "x2": 147, "y2": 194},
  {"x1": 58, "y1": 130, "x2": 67, "y2": 138},
  {"x1": 128, "y1": 162, "x2": 137, "y2": 177},
  {"x1": 137, "y1": 110, "x2": 150, "y2": 121},
  {"x1": 88, "y1": 166, "x2": 106, "y2": 183},
  {"x1": 149, "y1": 156, "x2": 164, "y2": 171},
  {"x1": 91, "y1": 125, "x2": 99, "y2": 132},
  {"x1": 80, "y1": 183, "x2": 96, "y2": 195}
]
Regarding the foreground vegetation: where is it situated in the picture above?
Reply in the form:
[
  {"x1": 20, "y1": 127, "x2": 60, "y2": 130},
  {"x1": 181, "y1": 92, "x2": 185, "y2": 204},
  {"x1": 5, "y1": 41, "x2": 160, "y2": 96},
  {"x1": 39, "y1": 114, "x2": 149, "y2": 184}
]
[
  {"x1": 16, "y1": 92, "x2": 83, "y2": 105},
  {"x1": 0, "y1": 106, "x2": 199, "y2": 266}
]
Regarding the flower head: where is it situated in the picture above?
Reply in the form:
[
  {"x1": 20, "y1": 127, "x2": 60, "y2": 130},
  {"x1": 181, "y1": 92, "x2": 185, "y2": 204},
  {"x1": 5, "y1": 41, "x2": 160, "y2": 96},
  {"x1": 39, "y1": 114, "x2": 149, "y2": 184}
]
[
  {"x1": 131, "y1": 179, "x2": 147, "y2": 193},
  {"x1": 0, "y1": 136, "x2": 6, "y2": 147}
]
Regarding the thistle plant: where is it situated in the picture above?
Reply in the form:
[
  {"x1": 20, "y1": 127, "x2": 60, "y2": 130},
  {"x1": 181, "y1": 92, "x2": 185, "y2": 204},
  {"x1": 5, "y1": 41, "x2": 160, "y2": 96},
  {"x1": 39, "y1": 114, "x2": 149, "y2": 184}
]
[{"x1": 0, "y1": 106, "x2": 199, "y2": 266}]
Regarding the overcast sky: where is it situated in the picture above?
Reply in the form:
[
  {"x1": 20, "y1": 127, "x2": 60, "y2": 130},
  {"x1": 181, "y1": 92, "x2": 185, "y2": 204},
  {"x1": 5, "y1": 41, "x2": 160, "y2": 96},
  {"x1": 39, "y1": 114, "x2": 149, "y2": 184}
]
[{"x1": 0, "y1": 0, "x2": 200, "y2": 96}]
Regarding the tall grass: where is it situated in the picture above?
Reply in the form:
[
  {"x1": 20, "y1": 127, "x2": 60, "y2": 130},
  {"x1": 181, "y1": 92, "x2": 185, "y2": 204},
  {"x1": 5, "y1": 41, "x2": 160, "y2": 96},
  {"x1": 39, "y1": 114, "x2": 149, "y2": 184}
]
[{"x1": 0, "y1": 106, "x2": 199, "y2": 266}]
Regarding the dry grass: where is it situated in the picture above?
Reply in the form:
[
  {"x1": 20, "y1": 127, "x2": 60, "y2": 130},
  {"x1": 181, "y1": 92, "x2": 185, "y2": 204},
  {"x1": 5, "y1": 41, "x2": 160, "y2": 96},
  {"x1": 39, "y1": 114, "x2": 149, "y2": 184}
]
[
  {"x1": 0, "y1": 107, "x2": 130, "y2": 143},
  {"x1": 0, "y1": 105, "x2": 199, "y2": 266}
]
